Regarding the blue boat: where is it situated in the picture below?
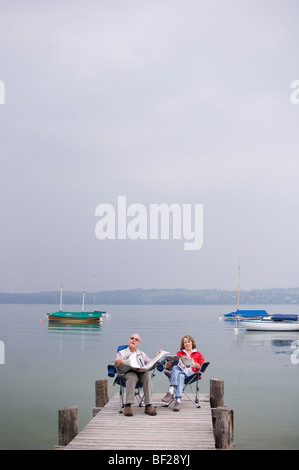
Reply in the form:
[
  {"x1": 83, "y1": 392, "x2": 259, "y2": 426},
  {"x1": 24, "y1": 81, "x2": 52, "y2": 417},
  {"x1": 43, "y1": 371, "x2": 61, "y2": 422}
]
[{"x1": 224, "y1": 309, "x2": 269, "y2": 319}]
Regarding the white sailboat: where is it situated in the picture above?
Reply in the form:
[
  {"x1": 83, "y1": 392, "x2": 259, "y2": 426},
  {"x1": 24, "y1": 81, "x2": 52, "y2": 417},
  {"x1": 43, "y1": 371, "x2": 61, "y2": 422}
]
[{"x1": 241, "y1": 315, "x2": 299, "y2": 331}]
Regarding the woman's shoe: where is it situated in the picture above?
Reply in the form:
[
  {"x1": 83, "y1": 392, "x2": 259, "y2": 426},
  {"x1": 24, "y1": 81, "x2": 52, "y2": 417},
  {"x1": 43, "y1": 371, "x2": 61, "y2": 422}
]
[
  {"x1": 162, "y1": 391, "x2": 174, "y2": 403},
  {"x1": 173, "y1": 401, "x2": 180, "y2": 411}
]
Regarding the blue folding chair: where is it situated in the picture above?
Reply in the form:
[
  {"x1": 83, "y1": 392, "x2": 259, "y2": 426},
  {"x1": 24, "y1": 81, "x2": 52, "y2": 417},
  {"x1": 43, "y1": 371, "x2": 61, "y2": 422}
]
[
  {"x1": 107, "y1": 345, "x2": 159, "y2": 413},
  {"x1": 163, "y1": 360, "x2": 210, "y2": 408}
]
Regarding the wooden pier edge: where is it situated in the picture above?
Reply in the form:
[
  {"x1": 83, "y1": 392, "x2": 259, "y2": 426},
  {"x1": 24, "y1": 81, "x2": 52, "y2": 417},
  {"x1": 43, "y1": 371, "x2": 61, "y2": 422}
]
[{"x1": 55, "y1": 378, "x2": 235, "y2": 450}]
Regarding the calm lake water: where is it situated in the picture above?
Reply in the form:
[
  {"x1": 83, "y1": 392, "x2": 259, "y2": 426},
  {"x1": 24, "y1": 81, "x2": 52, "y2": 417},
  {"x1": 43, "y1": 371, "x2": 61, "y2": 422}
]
[{"x1": 0, "y1": 303, "x2": 299, "y2": 450}]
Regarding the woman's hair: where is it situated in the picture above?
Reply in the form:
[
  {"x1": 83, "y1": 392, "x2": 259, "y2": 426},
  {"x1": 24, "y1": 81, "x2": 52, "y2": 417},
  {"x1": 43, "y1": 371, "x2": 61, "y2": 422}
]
[{"x1": 180, "y1": 334, "x2": 196, "y2": 350}]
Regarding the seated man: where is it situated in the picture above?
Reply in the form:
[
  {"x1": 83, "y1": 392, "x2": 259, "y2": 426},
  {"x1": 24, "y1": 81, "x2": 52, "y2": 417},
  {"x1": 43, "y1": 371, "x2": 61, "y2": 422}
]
[{"x1": 114, "y1": 333, "x2": 157, "y2": 417}]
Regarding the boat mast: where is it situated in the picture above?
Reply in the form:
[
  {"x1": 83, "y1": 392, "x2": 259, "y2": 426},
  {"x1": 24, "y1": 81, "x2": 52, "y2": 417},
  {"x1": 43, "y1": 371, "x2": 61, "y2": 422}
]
[
  {"x1": 82, "y1": 287, "x2": 85, "y2": 312},
  {"x1": 93, "y1": 275, "x2": 96, "y2": 310},
  {"x1": 60, "y1": 283, "x2": 63, "y2": 311},
  {"x1": 237, "y1": 247, "x2": 241, "y2": 310}
]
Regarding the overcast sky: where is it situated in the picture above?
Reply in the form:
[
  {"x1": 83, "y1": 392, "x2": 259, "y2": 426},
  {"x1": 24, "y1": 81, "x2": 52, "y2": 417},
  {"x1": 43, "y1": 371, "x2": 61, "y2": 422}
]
[{"x1": 1, "y1": 0, "x2": 299, "y2": 294}]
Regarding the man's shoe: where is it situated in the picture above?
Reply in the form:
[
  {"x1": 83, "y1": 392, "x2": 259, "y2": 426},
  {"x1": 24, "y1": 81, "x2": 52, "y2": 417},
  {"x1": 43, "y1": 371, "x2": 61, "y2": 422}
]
[
  {"x1": 161, "y1": 391, "x2": 174, "y2": 403},
  {"x1": 173, "y1": 401, "x2": 180, "y2": 411},
  {"x1": 124, "y1": 405, "x2": 133, "y2": 416},
  {"x1": 144, "y1": 404, "x2": 157, "y2": 416}
]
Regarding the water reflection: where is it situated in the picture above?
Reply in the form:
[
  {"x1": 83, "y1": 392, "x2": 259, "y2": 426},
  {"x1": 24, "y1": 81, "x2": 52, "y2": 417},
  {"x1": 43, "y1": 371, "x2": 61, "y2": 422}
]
[
  {"x1": 220, "y1": 316, "x2": 299, "y2": 386},
  {"x1": 47, "y1": 322, "x2": 102, "y2": 358},
  {"x1": 243, "y1": 331, "x2": 299, "y2": 355},
  {"x1": 47, "y1": 322, "x2": 102, "y2": 332},
  {"x1": 222, "y1": 316, "x2": 299, "y2": 356},
  {"x1": 272, "y1": 338, "x2": 297, "y2": 355}
]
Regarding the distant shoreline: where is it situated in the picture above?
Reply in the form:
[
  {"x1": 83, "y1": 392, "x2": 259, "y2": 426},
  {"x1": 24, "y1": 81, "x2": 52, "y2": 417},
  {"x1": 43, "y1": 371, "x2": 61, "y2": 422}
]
[{"x1": 1, "y1": 287, "x2": 299, "y2": 305}]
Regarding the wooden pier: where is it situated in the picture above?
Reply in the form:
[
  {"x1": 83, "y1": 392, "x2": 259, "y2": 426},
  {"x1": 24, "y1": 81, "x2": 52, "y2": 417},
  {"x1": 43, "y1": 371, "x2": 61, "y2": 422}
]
[{"x1": 57, "y1": 379, "x2": 234, "y2": 451}]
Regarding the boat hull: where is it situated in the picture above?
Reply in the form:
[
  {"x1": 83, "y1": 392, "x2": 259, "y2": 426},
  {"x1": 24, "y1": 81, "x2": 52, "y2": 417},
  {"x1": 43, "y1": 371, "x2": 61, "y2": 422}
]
[
  {"x1": 241, "y1": 320, "x2": 299, "y2": 331},
  {"x1": 47, "y1": 311, "x2": 104, "y2": 323}
]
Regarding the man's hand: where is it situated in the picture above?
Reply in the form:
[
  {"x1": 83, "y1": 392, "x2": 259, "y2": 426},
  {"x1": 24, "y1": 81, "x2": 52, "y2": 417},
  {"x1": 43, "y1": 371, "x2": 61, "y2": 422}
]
[{"x1": 114, "y1": 358, "x2": 124, "y2": 366}]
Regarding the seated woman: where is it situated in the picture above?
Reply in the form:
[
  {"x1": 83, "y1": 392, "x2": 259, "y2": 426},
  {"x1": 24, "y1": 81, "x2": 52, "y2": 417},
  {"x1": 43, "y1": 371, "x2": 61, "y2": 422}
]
[{"x1": 162, "y1": 334, "x2": 205, "y2": 411}]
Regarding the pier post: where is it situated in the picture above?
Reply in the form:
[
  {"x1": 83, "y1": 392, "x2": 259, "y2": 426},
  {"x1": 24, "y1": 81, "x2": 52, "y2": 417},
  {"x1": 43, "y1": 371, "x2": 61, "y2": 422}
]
[
  {"x1": 210, "y1": 379, "x2": 235, "y2": 449},
  {"x1": 210, "y1": 378, "x2": 224, "y2": 408},
  {"x1": 93, "y1": 379, "x2": 109, "y2": 415},
  {"x1": 58, "y1": 406, "x2": 78, "y2": 446},
  {"x1": 213, "y1": 406, "x2": 234, "y2": 449}
]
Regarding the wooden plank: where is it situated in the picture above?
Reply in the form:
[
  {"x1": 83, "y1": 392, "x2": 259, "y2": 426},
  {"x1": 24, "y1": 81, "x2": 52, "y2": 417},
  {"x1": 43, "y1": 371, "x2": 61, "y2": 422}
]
[{"x1": 65, "y1": 393, "x2": 215, "y2": 450}]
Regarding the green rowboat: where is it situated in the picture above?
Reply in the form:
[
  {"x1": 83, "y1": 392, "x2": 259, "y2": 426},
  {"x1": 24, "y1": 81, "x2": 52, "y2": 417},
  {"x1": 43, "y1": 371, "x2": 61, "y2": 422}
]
[
  {"x1": 47, "y1": 310, "x2": 105, "y2": 323},
  {"x1": 47, "y1": 285, "x2": 107, "y2": 323}
]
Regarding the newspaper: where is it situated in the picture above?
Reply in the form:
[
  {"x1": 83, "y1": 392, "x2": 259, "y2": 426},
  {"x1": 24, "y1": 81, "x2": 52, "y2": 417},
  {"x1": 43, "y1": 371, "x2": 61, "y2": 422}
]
[
  {"x1": 129, "y1": 350, "x2": 170, "y2": 372},
  {"x1": 178, "y1": 355, "x2": 195, "y2": 376},
  {"x1": 164, "y1": 355, "x2": 179, "y2": 366},
  {"x1": 179, "y1": 356, "x2": 195, "y2": 367}
]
